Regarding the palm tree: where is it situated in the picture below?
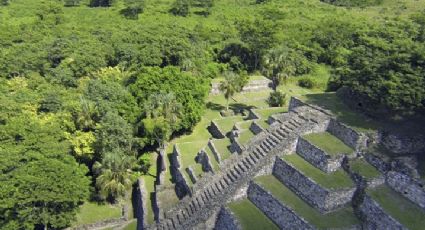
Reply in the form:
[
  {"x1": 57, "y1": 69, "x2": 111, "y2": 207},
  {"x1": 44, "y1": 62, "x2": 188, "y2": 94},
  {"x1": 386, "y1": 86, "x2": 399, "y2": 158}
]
[
  {"x1": 94, "y1": 150, "x2": 136, "y2": 203},
  {"x1": 262, "y1": 46, "x2": 296, "y2": 91},
  {"x1": 219, "y1": 71, "x2": 246, "y2": 111}
]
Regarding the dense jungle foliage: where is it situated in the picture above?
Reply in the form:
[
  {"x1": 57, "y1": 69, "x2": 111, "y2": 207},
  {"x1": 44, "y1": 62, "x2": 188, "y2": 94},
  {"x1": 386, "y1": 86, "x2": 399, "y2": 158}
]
[{"x1": 0, "y1": 0, "x2": 424, "y2": 229}]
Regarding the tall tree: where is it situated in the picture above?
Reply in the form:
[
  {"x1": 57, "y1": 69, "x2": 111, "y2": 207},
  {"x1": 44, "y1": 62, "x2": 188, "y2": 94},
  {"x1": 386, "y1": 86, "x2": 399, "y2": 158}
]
[
  {"x1": 219, "y1": 71, "x2": 248, "y2": 111},
  {"x1": 170, "y1": 0, "x2": 190, "y2": 16},
  {"x1": 262, "y1": 46, "x2": 296, "y2": 90},
  {"x1": 121, "y1": 0, "x2": 145, "y2": 19}
]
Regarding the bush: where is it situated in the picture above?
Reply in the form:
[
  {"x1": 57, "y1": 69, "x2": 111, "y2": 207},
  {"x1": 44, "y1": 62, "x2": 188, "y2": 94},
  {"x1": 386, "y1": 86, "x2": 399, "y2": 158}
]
[
  {"x1": 267, "y1": 91, "x2": 286, "y2": 107},
  {"x1": 298, "y1": 78, "x2": 316, "y2": 89}
]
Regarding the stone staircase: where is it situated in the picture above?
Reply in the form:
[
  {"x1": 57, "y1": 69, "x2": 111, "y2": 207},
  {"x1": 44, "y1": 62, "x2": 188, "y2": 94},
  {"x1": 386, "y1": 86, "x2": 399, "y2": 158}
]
[{"x1": 147, "y1": 106, "x2": 330, "y2": 229}]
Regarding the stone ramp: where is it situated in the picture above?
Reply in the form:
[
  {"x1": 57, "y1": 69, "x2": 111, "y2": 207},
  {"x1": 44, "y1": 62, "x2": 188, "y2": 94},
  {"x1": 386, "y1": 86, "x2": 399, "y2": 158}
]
[{"x1": 147, "y1": 106, "x2": 330, "y2": 229}]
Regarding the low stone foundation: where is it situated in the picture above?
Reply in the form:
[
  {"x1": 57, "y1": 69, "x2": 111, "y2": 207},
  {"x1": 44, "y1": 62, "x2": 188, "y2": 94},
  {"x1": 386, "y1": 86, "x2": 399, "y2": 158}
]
[
  {"x1": 364, "y1": 153, "x2": 390, "y2": 173},
  {"x1": 135, "y1": 178, "x2": 148, "y2": 230},
  {"x1": 214, "y1": 207, "x2": 241, "y2": 230},
  {"x1": 327, "y1": 118, "x2": 368, "y2": 151},
  {"x1": 208, "y1": 121, "x2": 226, "y2": 139},
  {"x1": 386, "y1": 171, "x2": 425, "y2": 210},
  {"x1": 296, "y1": 137, "x2": 344, "y2": 172},
  {"x1": 247, "y1": 182, "x2": 313, "y2": 229},
  {"x1": 171, "y1": 145, "x2": 192, "y2": 198},
  {"x1": 359, "y1": 195, "x2": 407, "y2": 230},
  {"x1": 273, "y1": 157, "x2": 355, "y2": 213},
  {"x1": 250, "y1": 121, "x2": 264, "y2": 135}
]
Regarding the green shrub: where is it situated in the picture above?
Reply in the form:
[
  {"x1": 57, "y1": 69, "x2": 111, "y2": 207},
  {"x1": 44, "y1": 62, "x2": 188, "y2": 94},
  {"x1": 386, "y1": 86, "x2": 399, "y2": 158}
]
[
  {"x1": 267, "y1": 91, "x2": 286, "y2": 107},
  {"x1": 298, "y1": 78, "x2": 316, "y2": 89}
]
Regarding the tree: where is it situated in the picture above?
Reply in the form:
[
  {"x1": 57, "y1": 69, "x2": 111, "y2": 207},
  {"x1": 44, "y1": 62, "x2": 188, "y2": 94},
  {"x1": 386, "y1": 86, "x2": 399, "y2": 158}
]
[
  {"x1": 90, "y1": 0, "x2": 114, "y2": 7},
  {"x1": 1, "y1": 0, "x2": 9, "y2": 6},
  {"x1": 170, "y1": 0, "x2": 190, "y2": 16},
  {"x1": 238, "y1": 18, "x2": 277, "y2": 70},
  {"x1": 0, "y1": 116, "x2": 90, "y2": 229},
  {"x1": 197, "y1": 0, "x2": 214, "y2": 16},
  {"x1": 219, "y1": 71, "x2": 248, "y2": 111},
  {"x1": 94, "y1": 151, "x2": 136, "y2": 202},
  {"x1": 121, "y1": 0, "x2": 145, "y2": 19},
  {"x1": 262, "y1": 46, "x2": 296, "y2": 90}
]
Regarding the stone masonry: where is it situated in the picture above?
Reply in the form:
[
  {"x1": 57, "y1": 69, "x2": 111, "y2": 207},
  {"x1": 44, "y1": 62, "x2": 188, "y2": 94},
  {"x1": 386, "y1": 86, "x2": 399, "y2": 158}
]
[
  {"x1": 146, "y1": 105, "x2": 331, "y2": 229},
  {"x1": 273, "y1": 157, "x2": 355, "y2": 213}
]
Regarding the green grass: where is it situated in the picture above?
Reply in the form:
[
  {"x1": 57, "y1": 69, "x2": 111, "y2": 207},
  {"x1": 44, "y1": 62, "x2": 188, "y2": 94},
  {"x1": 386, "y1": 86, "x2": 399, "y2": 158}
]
[
  {"x1": 142, "y1": 153, "x2": 158, "y2": 224},
  {"x1": 212, "y1": 138, "x2": 232, "y2": 160},
  {"x1": 177, "y1": 141, "x2": 208, "y2": 185},
  {"x1": 255, "y1": 175, "x2": 359, "y2": 229},
  {"x1": 302, "y1": 93, "x2": 380, "y2": 132},
  {"x1": 236, "y1": 120, "x2": 253, "y2": 130},
  {"x1": 214, "y1": 116, "x2": 245, "y2": 134},
  {"x1": 303, "y1": 132, "x2": 354, "y2": 156},
  {"x1": 204, "y1": 145, "x2": 219, "y2": 171},
  {"x1": 238, "y1": 130, "x2": 255, "y2": 145},
  {"x1": 123, "y1": 220, "x2": 137, "y2": 230},
  {"x1": 253, "y1": 107, "x2": 288, "y2": 120},
  {"x1": 74, "y1": 202, "x2": 122, "y2": 226},
  {"x1": 228, "y1": 199, "x2": 279, "y2": 230},
  {"x1": 349, "y1": 158, "x2": 380, "y2": 180},
  {"x1": 283, "y1": 154, "x2": 354, "y2": 189},
  {"x1": 257, "y1": 120, "x2": 270, "y2": 130},
  {"x1": 368, "y1": 185, "x2": 425, "y2": 230}
]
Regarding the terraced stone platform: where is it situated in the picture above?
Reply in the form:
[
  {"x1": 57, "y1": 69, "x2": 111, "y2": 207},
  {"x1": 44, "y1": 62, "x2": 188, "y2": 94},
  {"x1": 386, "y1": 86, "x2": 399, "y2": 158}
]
[{"x1": 147, "y1": 105, "x2": 330, "y2": 229}]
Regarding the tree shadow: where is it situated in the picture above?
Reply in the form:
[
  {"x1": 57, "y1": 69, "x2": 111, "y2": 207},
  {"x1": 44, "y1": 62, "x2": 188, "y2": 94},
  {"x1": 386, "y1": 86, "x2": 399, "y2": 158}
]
[{"x1": 206, "y1": 102, "x2": 225, "y2": 111}]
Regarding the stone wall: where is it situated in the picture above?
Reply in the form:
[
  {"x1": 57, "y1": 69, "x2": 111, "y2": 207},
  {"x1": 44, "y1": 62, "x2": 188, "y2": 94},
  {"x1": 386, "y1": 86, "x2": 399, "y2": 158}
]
[
  {"x1": 171, "y1": 145, "x2": 192, "y2": 198},
  {"x1": 247, "y1": 182, "x2": 314, "y2": 229},
  {"x1": 247, "y1": 110, "x2": 260, "y2": 120},
  {"x1": 359, "y1": 195, "x2": 407, "y2": 230},
  {"x1": 364, "y1": 153, "x2": 390, "y2": 173},
  {"x1": 197, "y1": 150, "x2": 214, "y2": 173},
  {"x1": 208, "y1": 140, "x2": 222, "y2": 164},
  {"x1": 273, "y1": 157, "x2": 355, "y2": 213},
  {"x1": 135, "y1": 178, "x2": 148, "y2": 230},
  {"x1": 208, "y1": 121, "x2": 226, "y2": 139},
  {"x1": 386, "y1": 171, "x2": 425, "y2": 210},
  {"x1": 249, "y1": 121, "x2": 264, "y2": 135},
  {"x1": 229, "y1": 139, "x2": 244, "y2": 154},
  {"x1": 210, "y1": 78, "x2": 272, "y2": 95},
  {"x1": 378, "y1": 131, "x2": 425, "y2": 155},
  {"x1": 327, "y1": 118, "x2": 368, "y2": 151},
  {"x1": 214, "y1": 207, "x2": 242, "y2": 230},
  {"x1": 296, "y1": 137, "x2": 344, "y2": 172}
]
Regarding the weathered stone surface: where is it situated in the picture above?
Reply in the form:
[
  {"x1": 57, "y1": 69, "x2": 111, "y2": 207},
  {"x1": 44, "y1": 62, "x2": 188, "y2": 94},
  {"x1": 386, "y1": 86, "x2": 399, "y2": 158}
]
[
  {"x1": 210, "y1": 78, "x2": 272, "y2": 95},
  {"x1": 359, "y1": 195, "x2": 407, "y2": 230},
  {"x1": 364, "y1": 153, "x2": 390, "y2": 173},
  {"x1": 135, "y1": 178, "x2": 148, "y2": 230},
  {"x1": 214, "y1": 207, "x2": 241, "y2": 230},
  {"x1": 273, "y1": 157, "x2": 355, "y2": 213},
  {"x1": 208, "y1": 121, "x2": 226, "y2": 139},
  {"x1": 197, "y1": 150, "x2": 214, "y2": 173},
  {"x1": 229, "y1": 139, "x2": 244, "y2": 154},
  {"x1": 249, "y1": 120, "x2": 264, "y2": 135},
  {"x1": 247, "y1": 182, "x2": 314, "y2": 229},
  {"x1": 296, "y1": 137, "x2": 344, "y2": 172},
  {"x1": 386, "y1": 171, "x2": 425, "y2": 210},
  {"x1": 172, "y1": 145, "x2": 192, "y2": 199},
  {"x1": 327, "y1": 118, "x2": 368, "y2": 151},
  {"x1": 378, "y1": 131, "x2": 425, "y2": 155}
]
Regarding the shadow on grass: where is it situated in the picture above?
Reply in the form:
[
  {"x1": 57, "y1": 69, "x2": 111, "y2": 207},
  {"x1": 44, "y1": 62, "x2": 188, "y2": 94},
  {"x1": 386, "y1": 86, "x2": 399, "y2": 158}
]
[
  {"x1": 206, "y1": 102, "x2": 225, "y2": 111},
  {"x1": 304, "y1": 93, "x2": 380, "y2": 131}
]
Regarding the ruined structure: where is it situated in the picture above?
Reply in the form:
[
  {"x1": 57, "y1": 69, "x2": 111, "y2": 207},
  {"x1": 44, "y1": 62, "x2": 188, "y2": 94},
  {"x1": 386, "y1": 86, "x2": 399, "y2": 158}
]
[{"x1": 136, "y1": 97, "x2": 425, "y2": 230}]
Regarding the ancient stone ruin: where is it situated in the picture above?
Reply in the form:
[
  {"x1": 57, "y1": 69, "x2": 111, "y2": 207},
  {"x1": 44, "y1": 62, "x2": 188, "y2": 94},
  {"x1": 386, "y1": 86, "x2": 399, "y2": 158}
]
[{"x1": 136, "y1": 97, "x2": 425, "y2": 230}]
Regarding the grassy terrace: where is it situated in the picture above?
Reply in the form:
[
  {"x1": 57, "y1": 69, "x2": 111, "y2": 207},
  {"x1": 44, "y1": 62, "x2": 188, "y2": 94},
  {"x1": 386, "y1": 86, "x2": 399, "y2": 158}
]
[
  {"x1": 177, "y1": 141, "x2": 207, "y2": 184},
  {"x1": 283, "y1": 154, "x2": 354, "y2": 189},
  {"x1": 236, "y1": 120, "x2": 253, "y2": 130},
  {"x1": 214, "y1": 116, "x2": 245, "y2": 134},
  {"x1": 349, "y1": 158, "x2": 380, "y2": 180},
  {"x1": 368, "y1": 185, "x2": 425, "y2": 230},
  {"x1": 238, "y1": 130, "x2": 255, "y2": 146},
  {"x1": 303, "y1": 132, "x2": 354, "y2": 156},
  {"x1": 253, "y1": 107, "x2": 287, "y2": 120},
  {"x1": 255, "y1": 175, "x2": 359, "y2": 229},
  {"x1": 204, "y1": 146, "x2": 219, "y2": 171},
  {"x1": 142, "y1": 153, "x2": 158, "y2": 224},
  {"x1": 74, "y1": 202, "x2": 122, "y2": 226},
  {"x1": 228, "y1": 199, "x2": 279, "y2": 230},
  {"x1": 212, "y1": 138, "x2": 232, "y2": 161}
]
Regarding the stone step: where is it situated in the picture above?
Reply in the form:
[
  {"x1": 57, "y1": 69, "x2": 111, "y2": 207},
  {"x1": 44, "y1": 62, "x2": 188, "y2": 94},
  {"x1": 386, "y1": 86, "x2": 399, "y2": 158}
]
[
  {"x1": 214, "y1": 181, "x2": 223, "y2": 192},
  {"x1": 237, "y1": 162, "x2": 248, "y2": 172},
  {"x1": 196, "y1": 196, "x2": 204, "y2": 207},
  {"x1": 276, "y1": 128, "x2": 287, "y2": 137},
  {"x1": 226, "y1": 171, "x2": 237, "y2": 182},
  {"x1": 288, "y1": 119, "x2": 300, "y2": 128},
  {"x1": 256, "y1": 146, "x2": 267, "y2": 156},
  {"x1": 219, "y1": 178, "x2": 228, "y2": 189},
  {"x1": 284, "y1": 122, "x2": 296, "y2": 131},
  {"x1": 269, "y1": 134, "x2": 280, "y2": 143},
  {"x1": 252, "y1": 150, "x2": 261, "y2": 159},
  {"x1": 171, "y1": 216, "x2": 179, "y2": 228},
  {"x1": 261, "y1": 141, "x2": 272, "y2": 151},
  {"x1": 223, "y1": 174, "x2": 233, "y2": 184},
  {"x1": 249, "y1": 152, "x2": 260, "y2": 162},
  {"x1": 230, "y1": 168, "x2": 240, "y2": 179},
  {"x1": 242, "y1": 157, "x2": 253, "y2": 167},
  {"x1": 265, "y1": 137, "x2": 277, "y2": 147},
  {"x1": 233, "y1": 165, "x2": 243, "y2": 175},
  {"x1": 280, "y1": 126, "x2": 293, "y2": 134}
]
